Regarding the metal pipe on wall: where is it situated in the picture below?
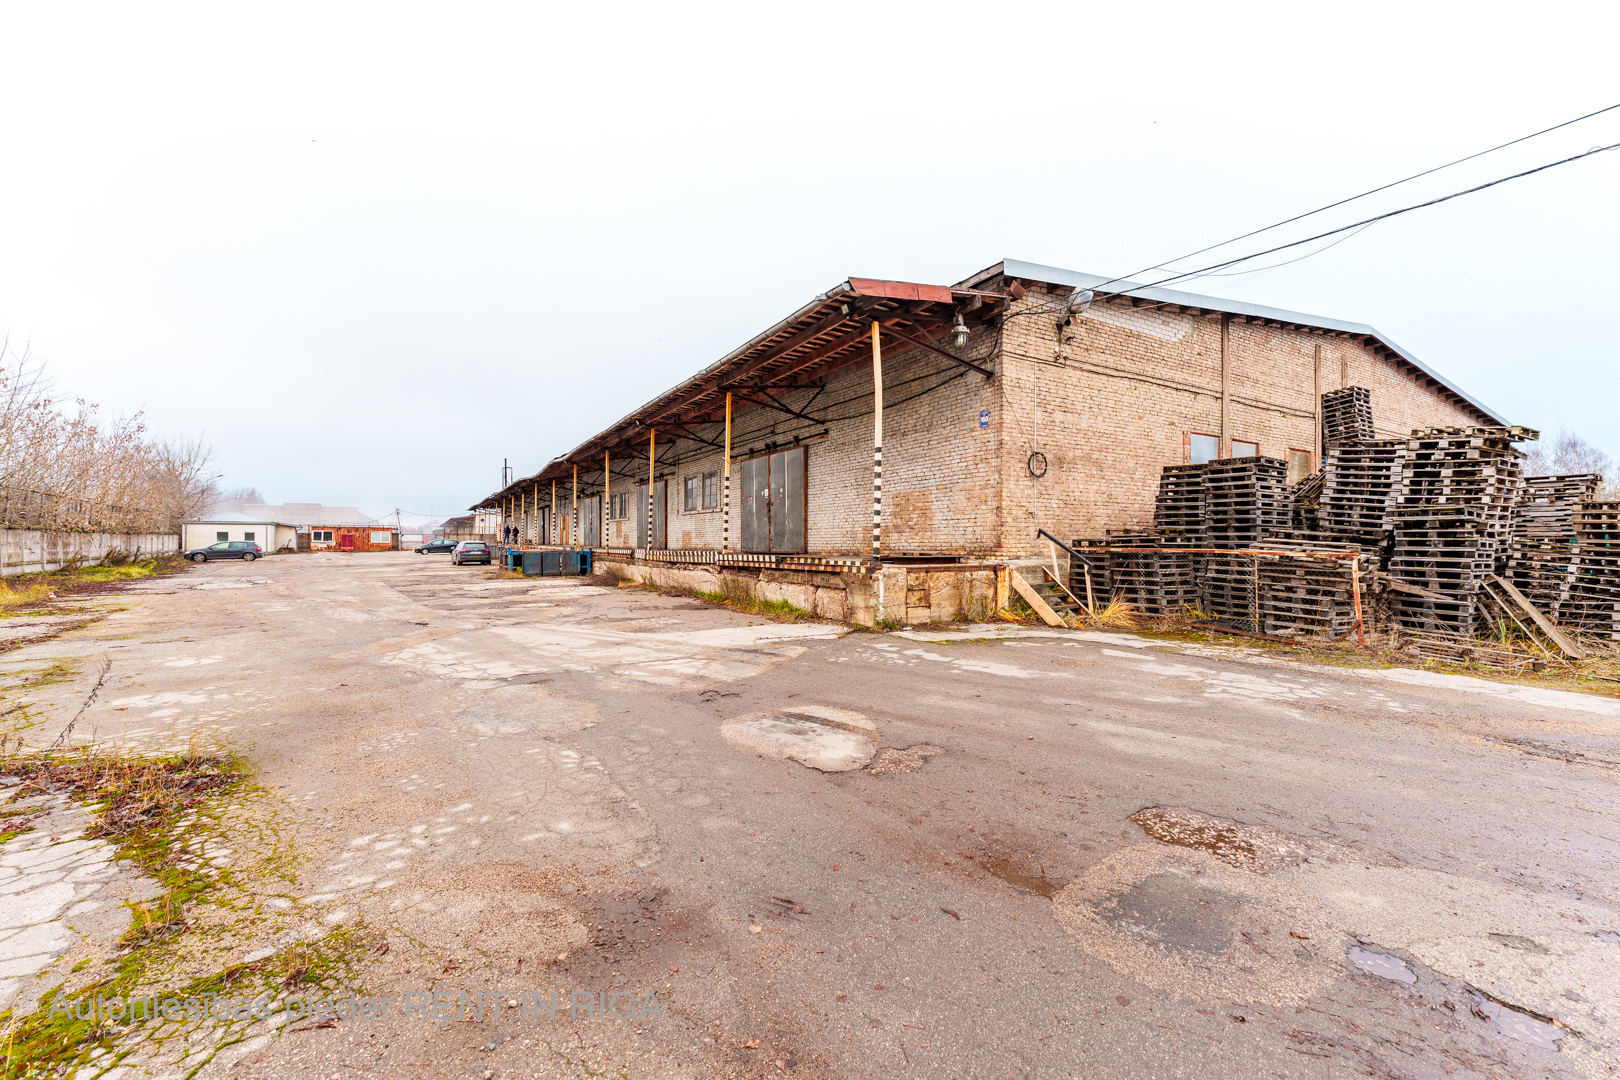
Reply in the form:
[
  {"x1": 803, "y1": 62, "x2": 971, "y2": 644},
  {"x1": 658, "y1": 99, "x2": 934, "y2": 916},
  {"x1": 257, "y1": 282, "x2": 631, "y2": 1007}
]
[{"x1": 1220, "y1": 314, "x2": 1232, "y2": 456}]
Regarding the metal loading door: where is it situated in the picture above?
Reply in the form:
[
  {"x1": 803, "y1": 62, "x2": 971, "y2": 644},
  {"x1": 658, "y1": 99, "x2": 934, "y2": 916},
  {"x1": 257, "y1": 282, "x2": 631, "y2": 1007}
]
[
  {"x1": 740, "y1": 455, "x2": 769, "y2": 552},
  {"x1": 636, "y1": 484, "x2": 648, "y2": 548},
  {"x1": 741, "y1": 446, "x2": 806, "y2": 553},
  {"x1": 769, "y1": 447, "x2": 806, "y2": 553},
  {"x1": 580, "y1": 496, "x2": 601, "y2": 549},
  {"x1": 652, "y1": 481, "x2": 666, "y2": 548}
]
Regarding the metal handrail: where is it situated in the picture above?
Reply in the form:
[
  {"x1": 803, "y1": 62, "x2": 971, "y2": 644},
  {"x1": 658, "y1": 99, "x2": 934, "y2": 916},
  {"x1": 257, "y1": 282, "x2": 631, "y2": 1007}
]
[{"x1": 1035, "y1": 529, "x2": 1097, "y2": 571}]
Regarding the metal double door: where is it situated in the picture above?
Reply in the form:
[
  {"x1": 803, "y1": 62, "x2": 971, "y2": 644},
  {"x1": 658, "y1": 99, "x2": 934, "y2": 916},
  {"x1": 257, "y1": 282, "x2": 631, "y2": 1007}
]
[
  {"x1": 739, "y1": 446, "x2": 805, "y2": 553},
  {"x1": 636, "y1": 481, "x2": 667, "y2": 549}
]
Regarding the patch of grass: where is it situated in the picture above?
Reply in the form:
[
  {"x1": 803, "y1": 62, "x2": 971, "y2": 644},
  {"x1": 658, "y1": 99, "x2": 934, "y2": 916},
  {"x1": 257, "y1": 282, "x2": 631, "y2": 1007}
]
[
  {"x1": 481, "y1": 567, "x2": 525, "y2": 580},
  {"x1": 691, "y1": 587, "x2": 810, "y2": 623},
  {"x1": 0, "y1": 744, "x2": 365, "y2": 1077},
  {"x1": 0, "y1": 582, "x2": 55, "y2": 614},
  {"x1": 1076, "y1": 597, "x2": 1138, "y2": 629}
]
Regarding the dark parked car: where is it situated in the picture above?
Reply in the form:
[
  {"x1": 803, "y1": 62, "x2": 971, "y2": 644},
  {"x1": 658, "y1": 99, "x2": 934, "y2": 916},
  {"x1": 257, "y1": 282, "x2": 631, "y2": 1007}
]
[
  {"x1": 450, "y1": 541, "x2": 491, "y2": 566},
  {"x1": 185, "y1": 541, "x2": 263, "y2": 563},
  {"x1": 415, "y1": 538, "x2": 457, "y2": 554}
]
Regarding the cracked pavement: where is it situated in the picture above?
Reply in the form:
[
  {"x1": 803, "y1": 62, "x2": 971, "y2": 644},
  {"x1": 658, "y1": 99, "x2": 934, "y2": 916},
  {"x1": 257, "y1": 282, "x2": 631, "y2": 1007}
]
[{"x1": 3, "y1": 550, "x2": 1618, "y2": 1079}]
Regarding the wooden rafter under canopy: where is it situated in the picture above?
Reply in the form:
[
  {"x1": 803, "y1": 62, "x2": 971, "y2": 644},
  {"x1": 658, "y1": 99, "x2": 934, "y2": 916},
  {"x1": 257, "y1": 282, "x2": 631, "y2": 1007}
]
[{"x1": 473, "y1": 276, "x2": 1008, "y2": 508}]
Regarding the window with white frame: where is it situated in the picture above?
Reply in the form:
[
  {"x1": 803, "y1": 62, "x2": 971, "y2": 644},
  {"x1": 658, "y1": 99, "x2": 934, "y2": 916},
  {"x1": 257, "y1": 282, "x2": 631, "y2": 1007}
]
[{"x1": 313, "y1": 530, "x2": 334, "y2": 543}]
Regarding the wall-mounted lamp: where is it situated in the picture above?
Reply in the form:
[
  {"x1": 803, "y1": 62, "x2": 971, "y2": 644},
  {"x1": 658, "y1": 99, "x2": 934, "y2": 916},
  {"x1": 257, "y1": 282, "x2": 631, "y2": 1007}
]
[
  {"x1": 952, "y1": 313, "x2": 970, "y2": 347},
  {"x1": 1068, "y1": 287, "x2": 1094, "y2": 315}
]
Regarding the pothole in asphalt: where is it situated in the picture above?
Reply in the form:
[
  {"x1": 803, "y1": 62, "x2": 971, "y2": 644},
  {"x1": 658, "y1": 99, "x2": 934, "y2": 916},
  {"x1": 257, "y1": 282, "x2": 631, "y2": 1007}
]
[
  {"x1": 865, "y1": 745, "x2": 946, "y2": 776},
  {"x1": 1051, "y1": 845, "x2": 1343, "y2": 1005},
  {"x1": 1488, "y1": 932, "x2": 1551, "y2": 954},
  {"x1": 1129, "y1": 806, "x2": 1343, "y2": 871},
  {"x1": 1347, "y1": 944, "x2": 1417, "y2": 983},
  {"x1": 719, "y1": 706, "x2": 876, "y2": 772}
]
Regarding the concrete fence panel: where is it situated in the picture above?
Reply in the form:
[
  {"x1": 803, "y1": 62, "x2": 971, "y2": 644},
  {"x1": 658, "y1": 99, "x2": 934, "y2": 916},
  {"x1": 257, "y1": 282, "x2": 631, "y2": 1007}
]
[{"x1": 0, "y1": 530, "x2": 181, "y2": 577}]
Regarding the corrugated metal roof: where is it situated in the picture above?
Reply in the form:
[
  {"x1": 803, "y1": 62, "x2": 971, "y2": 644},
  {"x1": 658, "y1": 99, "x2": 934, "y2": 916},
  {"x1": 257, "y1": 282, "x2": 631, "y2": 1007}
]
[{"x1": 1000, "y1": 258, "x2": 1504, "y2": 425}]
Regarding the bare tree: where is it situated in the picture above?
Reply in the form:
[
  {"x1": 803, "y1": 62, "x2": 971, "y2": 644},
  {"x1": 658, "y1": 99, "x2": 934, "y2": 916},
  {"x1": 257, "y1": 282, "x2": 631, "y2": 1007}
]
[
  {"x1": 211, "y1": 484, "x2": 264, "y2": 514},
  {"x1": 0, "y1": 334, "x2": 220, "y2": 533},
  {"x1": 1524, "y1": 429, "x2": 1617, "y2": 498}
]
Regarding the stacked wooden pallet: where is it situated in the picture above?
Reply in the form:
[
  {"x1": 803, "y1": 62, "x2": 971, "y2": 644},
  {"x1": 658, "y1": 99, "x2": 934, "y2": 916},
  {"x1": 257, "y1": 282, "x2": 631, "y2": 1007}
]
[
  {"x1": 1153, "y1": 463, "x2": 1208, "y2": 543},
  {"x1": 1202, "y1": 457, "x2": 1290, "y2": 547},
  {"x1": 1106, "y1": 543, "x2": 1200, "y2": 617},
  {"x1": 1564, "y1": 502, "x2": 1620, "y2": 639},
  {"x1": 1200, "y1": 549, "x2": 1257, "y2": 628},
  {"x1": 1504, "y1": 474, "x2": 1596, "y2": 622},
  {"x1": 1319, "y1": 440, "x2": 1406, "y2": 546},
  {"x1": 1070, "y1": 538, "x2": 1114, "y2": 600},
  {"x1": 1321, "y1": 386, "x2": 1375, "y2": 448},
  {"x1": 1257, "y1": 539, "x2": 1365, "y2": 638},
  {"x1": 1396, "y1": 428, "x2": 1526, "y2": 572},
  {"x1": 1516, "y1": 475, "x2": 1599, "y2": 538},
  {"x1": 1387, "y1": 504, "x2": 1494, "y2": 635},
  {"x1": 1289, "y1": 470, "x2": 1325, "y2": 532}
]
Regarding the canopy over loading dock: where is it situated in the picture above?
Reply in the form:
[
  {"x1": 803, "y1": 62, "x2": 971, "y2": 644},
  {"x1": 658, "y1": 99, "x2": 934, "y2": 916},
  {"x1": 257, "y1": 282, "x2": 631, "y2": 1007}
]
[{"x1": 473, "y1": 259, "x2": 1503, "y2": 571}]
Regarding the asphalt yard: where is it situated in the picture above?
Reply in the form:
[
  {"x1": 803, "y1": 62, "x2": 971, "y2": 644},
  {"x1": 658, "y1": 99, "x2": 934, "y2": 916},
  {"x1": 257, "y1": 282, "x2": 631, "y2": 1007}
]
[{"x1": 3, "y1": 551, "x2": 1618, "y2": 1079}]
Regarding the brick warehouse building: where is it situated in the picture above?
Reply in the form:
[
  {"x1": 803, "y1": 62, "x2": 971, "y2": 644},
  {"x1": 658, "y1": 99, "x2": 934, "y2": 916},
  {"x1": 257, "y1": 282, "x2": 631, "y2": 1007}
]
[{"x1": 473, "y1": 259, "x2": 1502, "y2": 622}]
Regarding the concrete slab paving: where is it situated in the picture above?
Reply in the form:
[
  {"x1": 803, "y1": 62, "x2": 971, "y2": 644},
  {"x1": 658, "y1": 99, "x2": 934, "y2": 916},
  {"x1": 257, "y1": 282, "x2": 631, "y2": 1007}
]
[{"x1": 0, "y1": 550, "x2": 1616, "y2": 1079}]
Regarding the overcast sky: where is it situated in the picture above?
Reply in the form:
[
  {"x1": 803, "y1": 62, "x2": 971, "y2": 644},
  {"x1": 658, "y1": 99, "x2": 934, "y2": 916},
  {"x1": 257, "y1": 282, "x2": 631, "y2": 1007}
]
[{"x1": 2, "y1": 4, "x2": 1616, "y2": 524}]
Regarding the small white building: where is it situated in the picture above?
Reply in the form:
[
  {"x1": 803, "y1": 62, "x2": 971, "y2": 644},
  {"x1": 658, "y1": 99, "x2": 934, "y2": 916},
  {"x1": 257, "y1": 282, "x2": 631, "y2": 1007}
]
[{"x1": 182, "y1": 512, "x2": 298, "y2": 553}]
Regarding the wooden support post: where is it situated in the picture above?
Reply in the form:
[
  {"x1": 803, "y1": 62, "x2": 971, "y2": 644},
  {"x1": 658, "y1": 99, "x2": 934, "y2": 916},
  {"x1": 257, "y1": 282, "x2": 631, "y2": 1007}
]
[
  {"x1": 550, "y1": 480, "x2": 556, "y2": 545},
  {"x1": 604, "y1": 451, "x2": 610, "y2": 547},
  {"x1": 1220, "y1": 314, "x2": 1231, "y2": 457},
  {"x1": 647, "y1": 428, "x2": 656, "y2": 551},
  {"x1": 722, "y1": 393, "x2": 731, "y2": 553},
  {"x1": 533, "y1": 482, "x2": 540, "y2": 544},
  {"x1": 571, "y1": 464, "x2": 578, "y2": 549},
  {"x1": 871, "y1": 322, "x2": 883, "y2": 559}
]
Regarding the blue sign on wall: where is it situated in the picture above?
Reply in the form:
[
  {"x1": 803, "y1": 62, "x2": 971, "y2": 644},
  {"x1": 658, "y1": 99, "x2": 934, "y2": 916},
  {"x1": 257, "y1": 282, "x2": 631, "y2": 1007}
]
[{"x1": 979, "y1": 409, "x2": 990, "y2": 429}]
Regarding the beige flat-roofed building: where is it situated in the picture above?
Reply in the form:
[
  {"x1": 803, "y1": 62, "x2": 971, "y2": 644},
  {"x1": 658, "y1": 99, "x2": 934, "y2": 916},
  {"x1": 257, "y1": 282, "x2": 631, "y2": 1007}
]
[{"x1": 182, "y1": 512, "x2": 298, "y2": 553}]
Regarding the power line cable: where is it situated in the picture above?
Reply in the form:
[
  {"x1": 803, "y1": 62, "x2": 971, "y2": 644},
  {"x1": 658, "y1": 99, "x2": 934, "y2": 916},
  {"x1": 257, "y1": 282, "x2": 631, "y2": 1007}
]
[
  {"x1": 1088, "y1": 100, "x2": 1620, "y2": 296},
  {"x1": 1100, "y1": 139, "x2": 1620, "y2": 299}
]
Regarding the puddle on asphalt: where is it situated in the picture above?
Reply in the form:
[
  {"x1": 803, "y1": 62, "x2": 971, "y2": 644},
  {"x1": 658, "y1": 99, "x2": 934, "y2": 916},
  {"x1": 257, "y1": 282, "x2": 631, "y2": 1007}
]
[
  {"x1": 1594, "y1": 930, "x2": 1620, "y2": 945},
  {"x1": 980, "y1": 856, "x2": 1067, "y2": 899},
  {"x1": 1472, "y1": 994, "x2": 1565, "y2": 1049},
  {"x1": 866, "y1": 745, "x2": 946, "y2": 776},
  {"x1": 1347, "y1": 945, "x2": 1416, "y2": 983}
]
